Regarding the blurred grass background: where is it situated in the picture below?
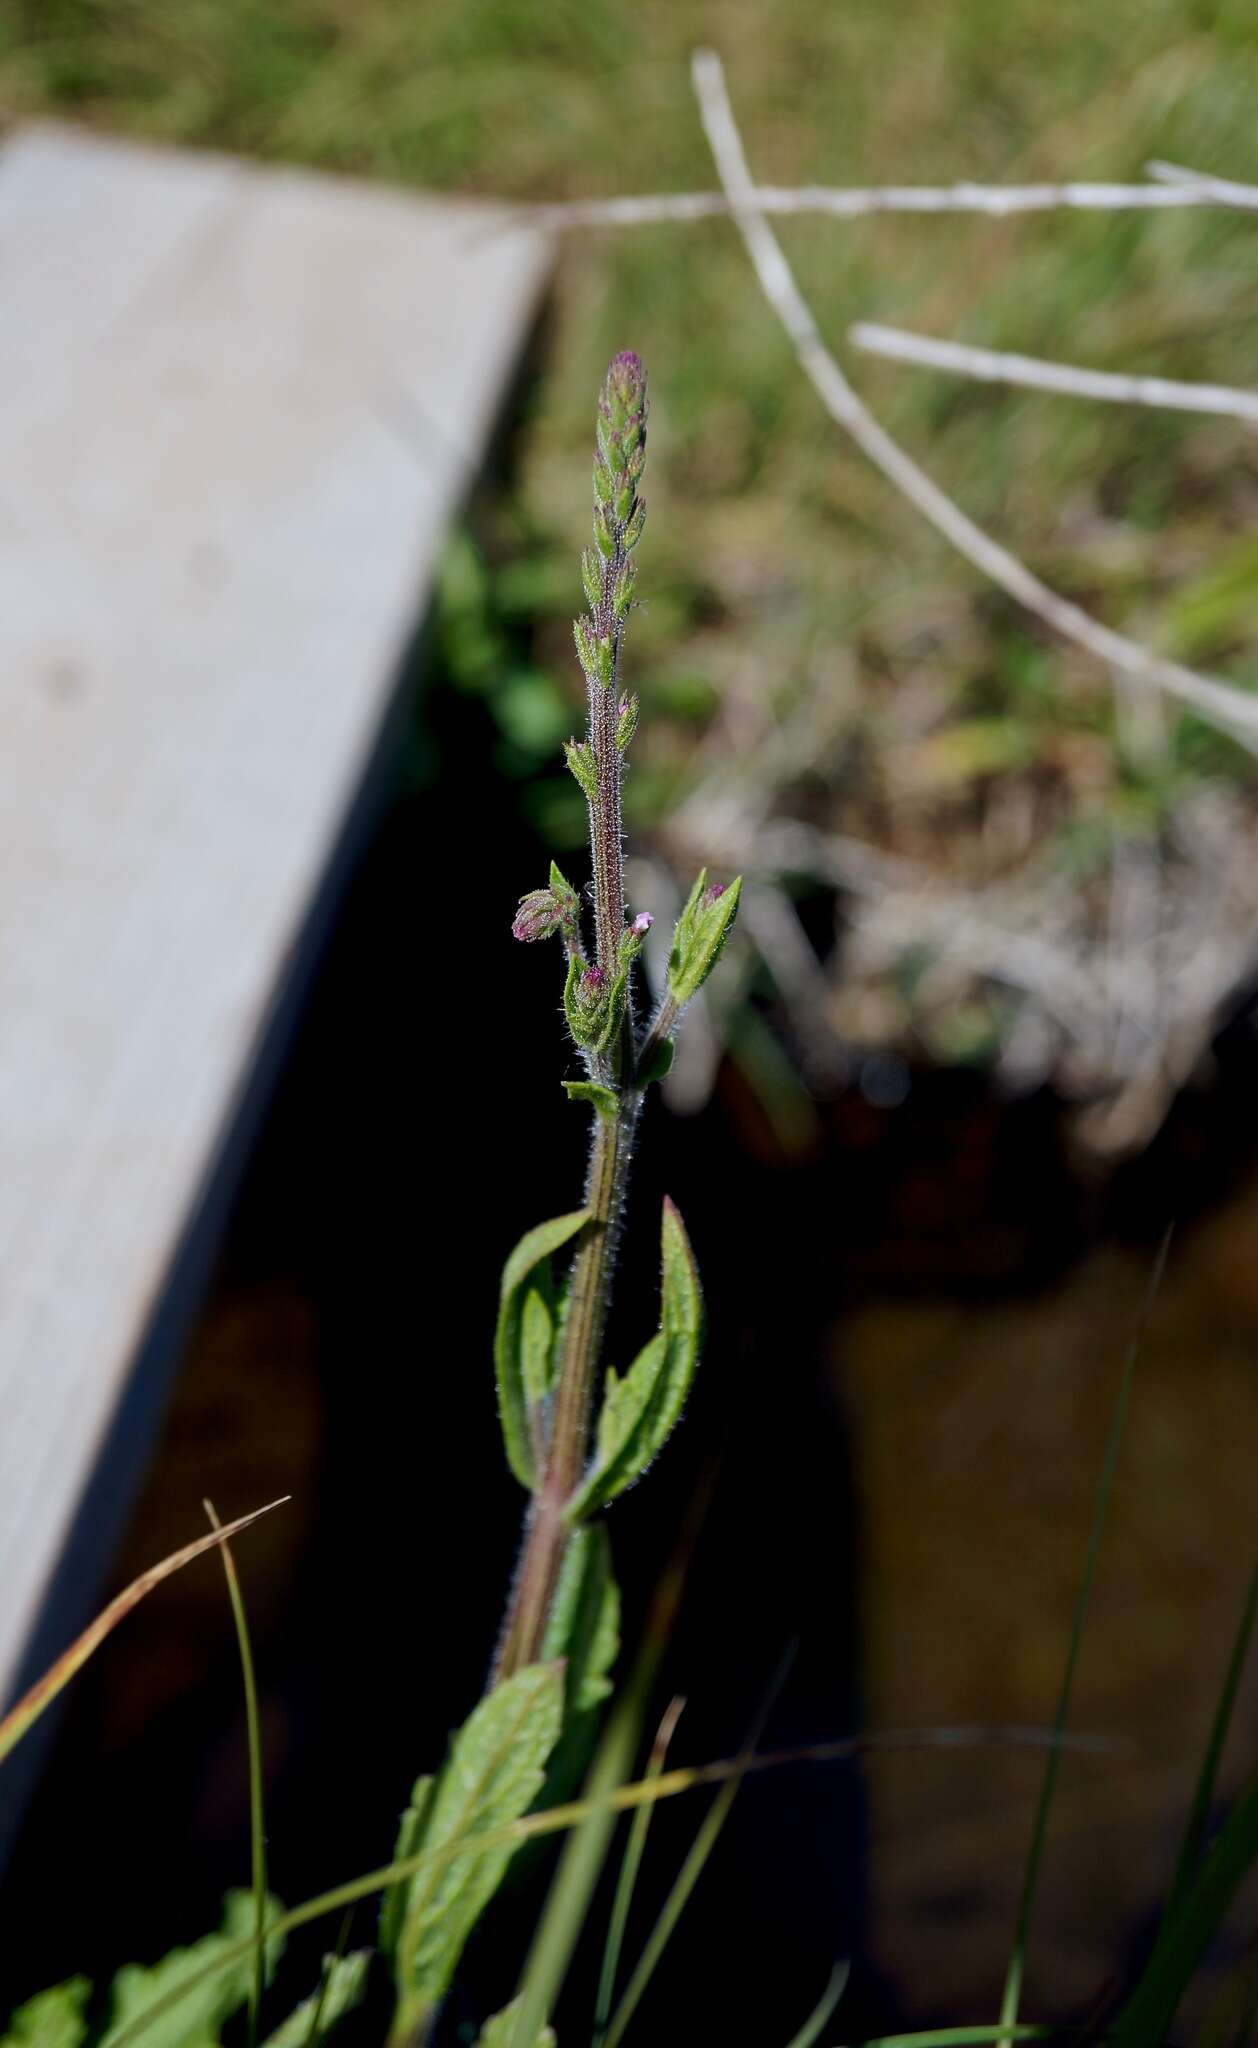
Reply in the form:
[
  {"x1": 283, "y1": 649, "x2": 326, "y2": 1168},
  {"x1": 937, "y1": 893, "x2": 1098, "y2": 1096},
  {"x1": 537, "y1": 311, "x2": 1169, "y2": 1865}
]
[{"x1": 5, "y1": 1, "x2": 1258, "y2": 1079}]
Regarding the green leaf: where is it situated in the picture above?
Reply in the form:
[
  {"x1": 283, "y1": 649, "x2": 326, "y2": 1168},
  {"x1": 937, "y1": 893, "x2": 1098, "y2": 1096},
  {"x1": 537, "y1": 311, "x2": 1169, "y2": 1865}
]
[
  {"x1": 540, "y1": 1524, "x2": 620, "y2": 1800},
  {"x1": 101, "y1": 1893, "x2": 283, "y2": 2048},
  {"x1": 563, "y1": 739, "x2": 597, "y2": 802},
  {"x1": 563, "y1": 1081, "x2": 619, "y2": 1123},
  {"x1": 393, "y1": 1664, "x2": 565, "y2": 2014},
  {"x1": 1, "y1": 1981, "x2": 91, "y2": 2048},
  {"x1": 668, "y1": 874, "x2": 741, "y2": 1008},
  {"x1": 520, "y1": 1287, "x2": 556, "y2": 1408},
  {"x1": 258, "y1": 1955, "x2": 370, "y2": 2048},
  {"x1": 475, "y1": 1999, "x2": 555, "y2": 2048},
  {"x1": 636, "y1": 1035, "x2": 674, "y2": 1087},
  {"x1": 496, "y1": 1212, "x2": 590, "y2": 1490},
  {"x1": 379, "y1": 1776, "x2": 436, "y2": 1965},
  {"x1": 567, "y1": 1200, "x2": 703, "y2": 1519}
]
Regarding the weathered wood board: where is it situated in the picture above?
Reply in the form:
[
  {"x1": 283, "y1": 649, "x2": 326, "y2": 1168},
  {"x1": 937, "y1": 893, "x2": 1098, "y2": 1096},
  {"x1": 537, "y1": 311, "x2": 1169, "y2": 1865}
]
[{"x1": 0, "y1": 123, "x2": 549, "y2": 1712}]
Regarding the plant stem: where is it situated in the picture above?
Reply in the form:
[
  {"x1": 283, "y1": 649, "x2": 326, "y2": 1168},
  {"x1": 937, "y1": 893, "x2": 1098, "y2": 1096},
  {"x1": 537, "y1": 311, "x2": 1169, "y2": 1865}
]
[
  {"x1": 493, "y1": 1092, "x2": 636, "y2": 1680},
  {"x1": 494, "y1": 352, "x2": 649, "y2": 1682}
]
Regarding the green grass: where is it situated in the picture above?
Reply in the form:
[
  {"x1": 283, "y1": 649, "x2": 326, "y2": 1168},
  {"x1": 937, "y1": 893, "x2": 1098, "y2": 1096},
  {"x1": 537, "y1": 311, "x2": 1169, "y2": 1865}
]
[
  {"x1": 9, "y1": 0, "x2": 1258, "y2": 1102},
  {"x1": 7, "y1": 2, "x2": 1258, "y2": 879}
]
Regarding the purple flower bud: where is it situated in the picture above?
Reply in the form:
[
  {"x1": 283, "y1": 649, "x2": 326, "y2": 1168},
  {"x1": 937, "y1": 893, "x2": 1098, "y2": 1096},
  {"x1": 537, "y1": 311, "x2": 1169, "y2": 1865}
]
[
  {"x1": 580, "y1": 966, "x2": 606, "y2": 996},
  {"x1": 597, "y1": 352, "x2": 648, "y2": 448},
  {"x1": 630, "y1": 911, "x2": 654, "y2": 936},
  {"x1": 701, "y1": 882, "x2": 727, "y2": 909},
  {"x1": 512, "y1": 888, "x2": 566, "y2": 944}
]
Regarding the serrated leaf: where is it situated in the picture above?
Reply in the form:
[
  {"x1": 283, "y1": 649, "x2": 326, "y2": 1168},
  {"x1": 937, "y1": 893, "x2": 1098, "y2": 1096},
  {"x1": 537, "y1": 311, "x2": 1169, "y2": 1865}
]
[
  {"x1": 475, "y1": 1999, "x2": 556, "y2": 2048},
  {"x1": 259, "y1": 1955, "x2": 370, "y2": 2048},
  {"x1": 101, "y1": 1893, "x2": 283, "y2": 2048},
  {"x1": 539, "y1": 1524, "x2": 620, "y2": 1800},
  {"x1": 668, "y1": 876, "x2": 741, "y2": 1008},
  {"x1": 563, "y1": 1081, "x2": 619, "y2": 1122},
  {"x1": 567, "y1": 1200, "x2": 703, "y2": 1519},
  {"x1": 394, "y1": 1664, "x2": 565, "y2": 2011},
  {"x1": 496, "y1": 1212, "x2": 590, "y2": 1490},
  {"x1": 1, "y1": 1980, "x2": 91, "y2": 2048}
]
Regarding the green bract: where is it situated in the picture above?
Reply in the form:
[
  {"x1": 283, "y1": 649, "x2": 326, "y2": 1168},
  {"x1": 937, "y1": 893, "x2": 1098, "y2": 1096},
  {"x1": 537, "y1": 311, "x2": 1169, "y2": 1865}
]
[{"x1": 668, "y1": 870, "x2": 742, "y2": 1008}]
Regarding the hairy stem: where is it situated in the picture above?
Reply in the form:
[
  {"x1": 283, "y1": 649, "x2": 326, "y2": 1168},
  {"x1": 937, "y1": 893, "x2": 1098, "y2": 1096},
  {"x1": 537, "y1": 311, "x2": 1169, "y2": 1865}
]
[
  {"x1": 494, "y1": 352, "x2": 650, "y2": 1682},
  {"x1": 493, "y1": 1093, "x2": 636, "y2": 1681}
]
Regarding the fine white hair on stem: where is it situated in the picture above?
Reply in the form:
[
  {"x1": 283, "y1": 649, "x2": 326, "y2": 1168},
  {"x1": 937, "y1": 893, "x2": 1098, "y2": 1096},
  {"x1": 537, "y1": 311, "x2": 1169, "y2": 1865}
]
[
  {"x1": 517, "y1": 177, "x2": 1258, "y2": 234},
  {"x1": 849, "y1": 321, "x2": 1258, "y2": 426},
  {"x1": 688, "y1": 47, "x2": 1258, "y2": 753}
]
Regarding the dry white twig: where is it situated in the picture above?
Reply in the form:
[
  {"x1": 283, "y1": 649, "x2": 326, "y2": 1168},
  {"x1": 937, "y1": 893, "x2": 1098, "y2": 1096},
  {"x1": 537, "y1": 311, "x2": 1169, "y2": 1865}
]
[
  {"x1": 1146, "y1": 158, "x2": 1258, "y2": 204},
  {"x1": 519, "y1": 176, "x2": 1258, "y2": 234},
  {"x1": 850, "y1": 321, "x2": 1258, "y2": 425},
  {"x1": 689, "y1": 47, "x2": 1258, "y2": 753}
]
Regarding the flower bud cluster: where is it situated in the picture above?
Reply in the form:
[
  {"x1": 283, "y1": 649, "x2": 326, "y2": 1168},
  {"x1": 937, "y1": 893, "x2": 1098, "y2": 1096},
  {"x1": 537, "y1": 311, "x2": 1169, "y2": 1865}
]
[{"x1": 567, "y1": 353, "x2": 649, "y2": 803}]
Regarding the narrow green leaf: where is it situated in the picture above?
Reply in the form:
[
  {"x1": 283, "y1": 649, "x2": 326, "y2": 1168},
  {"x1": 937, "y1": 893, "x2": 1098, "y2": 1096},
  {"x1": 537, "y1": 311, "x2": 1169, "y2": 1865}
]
[
  {"x1": 601, "y1": 1648, "x2": 792, "y2": 2048},
  {"x1": 540, "y1": 1524, "x2": 621, "y2": 1801},
  {"x1": 101, "y1": 1893, "x2": 283, "y2": 2048},
  {"x1": 393, "y1": 1664, "x2": 565, "y2": 2014},
  {"x1": 496, "y1": 1211, "x2": 590, "y2": 1490},
  {"x1": 1163, "y1": 1550, "x2": 1258, "y2": 1924},
  {"x1": 837, "y1": 2032, "x2": 1050, "y2": 2048},
  {"x1": 783, "y1": 1963, "x2": 850, "y2": 2048},
  {"x1": 668, "y1": 875, "x2": 741, "y2": 1007},
  {"x1": 998, "y1": 1229, "x2": 1170, "y2": 2048},
  {"x1": 1, "y1": 1981, "x2": 91, "y2": 2048},
  {"x1": 476, "y1": 1999, "x2": 555, "y2": 2047},
  {"x1": 567, "y1": 1200, "x2": 703, "y2": 1520},
  {"x1": 204, "y1": 1502, "x2": 268, "y2": 2048},
  {"x1": 1113, "y1": 1761, "x2": 1258, "y2": 2048},
  {"x1": 594, "y1": 1698, "x2": 686, "y2": 2048},
  {"x1": 258, "y1": 1955, "x2": 369, "y2": 2048},
  {"x1": 563, "y1": 1081, "x2": 619, "y2": 1123}
]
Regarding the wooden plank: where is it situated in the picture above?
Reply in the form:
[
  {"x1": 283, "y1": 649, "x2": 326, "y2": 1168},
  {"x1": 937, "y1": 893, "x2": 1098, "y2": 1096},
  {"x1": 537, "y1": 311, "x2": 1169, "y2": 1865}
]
[{"x1": 0, "y1": 123, "x2": 549, "y2": 1709}]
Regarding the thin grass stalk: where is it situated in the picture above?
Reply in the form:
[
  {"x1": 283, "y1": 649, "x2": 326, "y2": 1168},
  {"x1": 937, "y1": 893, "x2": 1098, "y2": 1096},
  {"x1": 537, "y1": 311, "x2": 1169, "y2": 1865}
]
[
  {"x1": 783, "y1": 1963, "x2": 850, "y2": 2048},
  {"x1": 600, "y1": 1648, "x2": 795, "y2": 2048},
  {"x1": 997, "y1": 1229, "x2": 1171, "y2": 2047},
  {"x1": 592, "y1": 1697, "x2": 686, "y2": 2048},
  {"x1": 204, "y1": 1501, "x2": 269, "y2": 2048},
  {"x1": 1163, "y1": 1552, "x2": 1258, "y2": 1925}
]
